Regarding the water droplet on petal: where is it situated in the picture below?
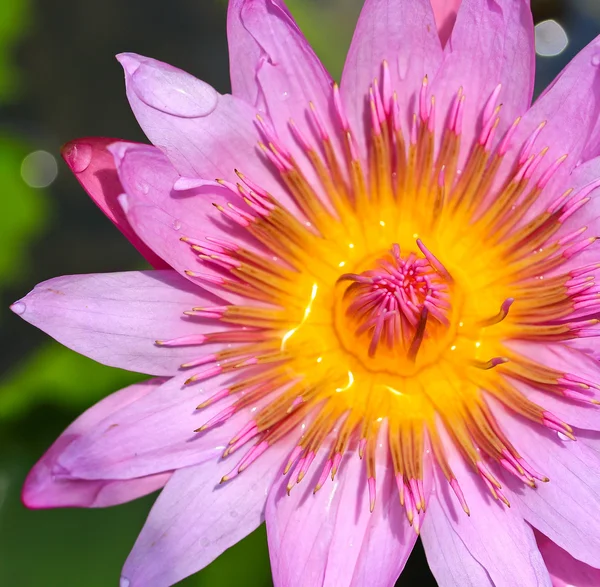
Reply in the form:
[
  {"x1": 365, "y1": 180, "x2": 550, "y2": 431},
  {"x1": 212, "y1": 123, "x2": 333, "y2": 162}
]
[
  {"x1": 593, "y1": 53, "x2": 600, "y2": 67},
  {"x1": 119, "y1": 578, "x2": 130, "y2": 587},
  {"x1": 125, "y1": 54, "x2": 219, "y2": 118},
  {"x1": 62, "y1": 142, "x2": 92, "y2": 173},
  {"x1": 136, "y1": 181, "x2": 149, "y2": 195},
  {"x1": 557, "y1": 431, "x2": 572, "y2": 441},
  {"x1": 10, "y1": 301, "x2": 26, "y2": 315},
  {"x1": 172, "y1": 220, "x2": 182, "y2": 231}
]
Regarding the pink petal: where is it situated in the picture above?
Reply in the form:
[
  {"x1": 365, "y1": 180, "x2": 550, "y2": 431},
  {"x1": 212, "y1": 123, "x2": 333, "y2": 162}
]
[
  {"x1": 226, "y1": 0, "x2": 265, "y2": 108},
  {"x1": 56, "y1": 370, "x2": 264, "y2": 481},
  {"x1": 421, "y1": 499, "x2": 494, "y2": 587},
  {"x1": 536, "y1": 530, "x2": 600, "y2": 587},
  {"x1": 425, "y1": 429, "x2": 551, "y2": 586},
  {"x1": 227, "y1": 0, "x2": 336, "y2": 173},
  {"x1": 11, "y1": 270, "x2": 223, "y2": 376},
  {"x1": 539, "y1": 37, "x2": 600, "y2": 166},
  {"x1": 538, "y1": 156, "x2": 600, "y2": 269},
  {"x1": 349, "y1": 454, "x2": 432, "y2": 587},
  {"x1": 341, "y1": 0, "x2": 443, "y2": 153},
  {"x1": 495, "y1": 36, "x2": 600, "y2": 207},
  {"x1": 119, "y1": 439, "x2": 291, "y2": 587},
  {"x1": 430, "y1": 0, "x2": 461, "y2": 46},
  {"x1": 495, "y1": 404, "x2": 600, "y2": 569},
  {"x1": 506, "y1": 342, "x2": 600, "y2": 431},
  {"x1": 61, "y1": 138, "x2": 170, "y2": 270},
  {"x1": 23, "y1": 379, "x2": 172, "y2": 509},
  {"x1": 582, "y1": 110, "x2": 600, "y2": 163},
  {"x1": 110, "y1": 141, "x2": 265, "y2": 304},
  {"x1": 266, "y1": 449, "x2": 416, "y2": 587},
  {"x1": 430, "y1": 0, "x2": 535, "y2": 165},
  {"x1": 548, "y1": 155, "x2": 600, "y2": 237},
  {"x1": 116, "y1": 52, "x2": 285, "y2": 202},
  {"x1": 579, "y1": 429, "x2": 600, "y2": 456}
]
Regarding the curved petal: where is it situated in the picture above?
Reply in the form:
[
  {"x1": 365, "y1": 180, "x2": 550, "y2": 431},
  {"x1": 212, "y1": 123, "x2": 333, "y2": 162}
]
[
  {"x1": 11, "y1": 270, "x2": 223, "y2": 376},
  {"x1": 116, "y1": 52, "x2": 285, "y2": 200},
  {"x1": 536, "y1": 531, "x2": 600, "y2": 587},
  {"x1": 56, "y1": 370, "x2": 270, "y2": 481},
  {"x1": 430, "y1": 0, "x2": 535, "y2": 164},
  {"x1": 581, "y1": 115, "x2": 600, "y2": 164},
  {"x1": 266, "y1": 450, "x2": 416, "y2": 587},
  {"x1": 544, "y1": 155, "x2": 600, "y2": 247},
  {"x1": 426, "y1": 432, "x2": 551, "y2": 587},
  {"x1": 227, "y1": 0, "x2": 338, "y2": 175},
  {"x1": 61, "y1": 138, "x2": 170, "y2": 270},
  {"x1": 349, "y1": 455, "x2": 431, "y2": 587},
  {"x1": 495, "y1": 405, "x2": 600, "y2": 569},
  {"x1": 120, "y1": 440, "x2": 290, "y2": 587},
  {"x1": 341, "y1": 0, "x2": 443, "y2": 151},
  {"x1": 226, "y1": 0, "x2": 265, "y2": 108},
  {"x1": 494, "y1": 35, "x2": 600, "y2": 208},
  {"x1": 539, "y1": 38, "x2": 600, "y2": 166},
  {"x1": 111, "y1": 141, "x2": 274, "y2": 304},
  {"x1": 23, "y1": 379, "x2": 172, "y2": 509},
  {"x1": 506, "y1": 342, "x2": 600, "y2": 431},
  {"x1": 421, "y1": 501, "x2": 494, "y2": 587},
  {"x1": 430, "y1": 0, "x2": 461, "y2": 46}
]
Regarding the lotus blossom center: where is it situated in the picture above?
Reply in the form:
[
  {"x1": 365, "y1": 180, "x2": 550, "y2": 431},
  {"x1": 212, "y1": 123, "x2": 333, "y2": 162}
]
[
  {"x1": 336, "y1": 241, "x2": 454, "y2": 372},
  {"x1": 164, "y1": 61, "x2": 600, "y2": 523}
]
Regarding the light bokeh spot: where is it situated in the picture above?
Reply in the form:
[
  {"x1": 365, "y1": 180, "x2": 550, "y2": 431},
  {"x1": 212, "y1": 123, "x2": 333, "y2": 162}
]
[
  {"x1": 20, "y1": 150, "x2": 58, "y2": 188},
  {"x1": 535, "y1": 19, "x2": 569, "y2": 57}
]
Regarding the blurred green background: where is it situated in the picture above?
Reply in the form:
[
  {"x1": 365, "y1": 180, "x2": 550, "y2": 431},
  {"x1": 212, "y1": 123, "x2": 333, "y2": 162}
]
[{"x1": 0, "y1": 0, "x2": 598, "y2": 585}]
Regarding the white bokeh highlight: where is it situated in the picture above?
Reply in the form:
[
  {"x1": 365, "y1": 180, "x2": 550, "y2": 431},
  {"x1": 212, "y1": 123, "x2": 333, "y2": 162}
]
[{"x1": 535, "y1": 19, "x2": 569, "y2": 57}]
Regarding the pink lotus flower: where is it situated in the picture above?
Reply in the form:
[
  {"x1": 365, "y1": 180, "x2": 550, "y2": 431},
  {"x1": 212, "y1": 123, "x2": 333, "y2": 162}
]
[{"x1": 13, "y1": 0, "x2": 600, "y2": 585}]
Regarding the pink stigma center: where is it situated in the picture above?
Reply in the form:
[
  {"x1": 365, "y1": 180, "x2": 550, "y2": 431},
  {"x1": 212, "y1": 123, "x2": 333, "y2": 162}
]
[{"x1": 339, "y1": 242, "x2": 451, "y2": 358}]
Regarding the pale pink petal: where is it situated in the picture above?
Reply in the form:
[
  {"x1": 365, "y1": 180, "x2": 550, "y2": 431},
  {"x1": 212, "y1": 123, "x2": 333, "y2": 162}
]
[
  {"x1": 536, "y1": 531, "x2": 600, "y2": 587},
  {"x1": 11, "y1": 270, "x2": 222, "y2": 376},
  {"x1": 227, "y1": 0, "x2": 301, "y2": 107},
  {"x1": 547, "y1": 155, "x2": 600, "y2": 238},
  {"x1": 579, "y1": 429, "x2": 600, "y2": 455},
  {"x1": 226, "y1": 0, "x2": 265, "y2": 108},
  {"x1": 581, "y1": 116, "x2": 600, "y2": 163},
  {"x1": 506, "y1": 342, "x2": 600, "y2": 431},
  {"x1": 536, "y1": 156, "x2": 600, "y2": 271},
  {"x1": 430, "y1": 0, "x2": 461, "y2": 46},
  {"x1": 539, "y1": 37, "x2": 600, "y2": 162},
  {"x1": 266, "y1": 450, "x2": 416, "y2": 587},
  {"x1": 56, "y1": 371, "x2": 267, "y2": 481},
  {"x1": 430, "y1": 0, "x2": 535, "y2": 164},
  {"x1": 425, "y1": 430, "x2": 551, "y2": 586},
  {"x1": 120, "y1": 440, "x2": 291, "y2": 587},
  {"x1": 23, "y1": 379, "x2": 172, "y2": 509},
  {"x1": 116, "y1": 52, "x2": 284, "y2": 200},
  {"x1": 227, "y1": 0, "x2": 338, "y2": 183},
  {"x1": 421, "y1": 500, "x2": 494, "y2": 587},
  {"x1": 495, "y1": 36, "x2": 600, "y2": 207},
  {"x1": 511, "y1": 376, "x2": 600, "y2": 433},
  {"x1": 349, "y1": 452, "x2": 433, "y2": 587},
  {"x1": 495, "y1": 405, "x2": 600, "y2": 568},
  {"x1": 341, "y1": 0, "x2": 443, "y2": 152},
  {"x1": 61, "y1": 137, "x2": 170, "y2": 270},
  {"x1": 111, "y1": 141, "x2": 268, "y2": 303}
]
